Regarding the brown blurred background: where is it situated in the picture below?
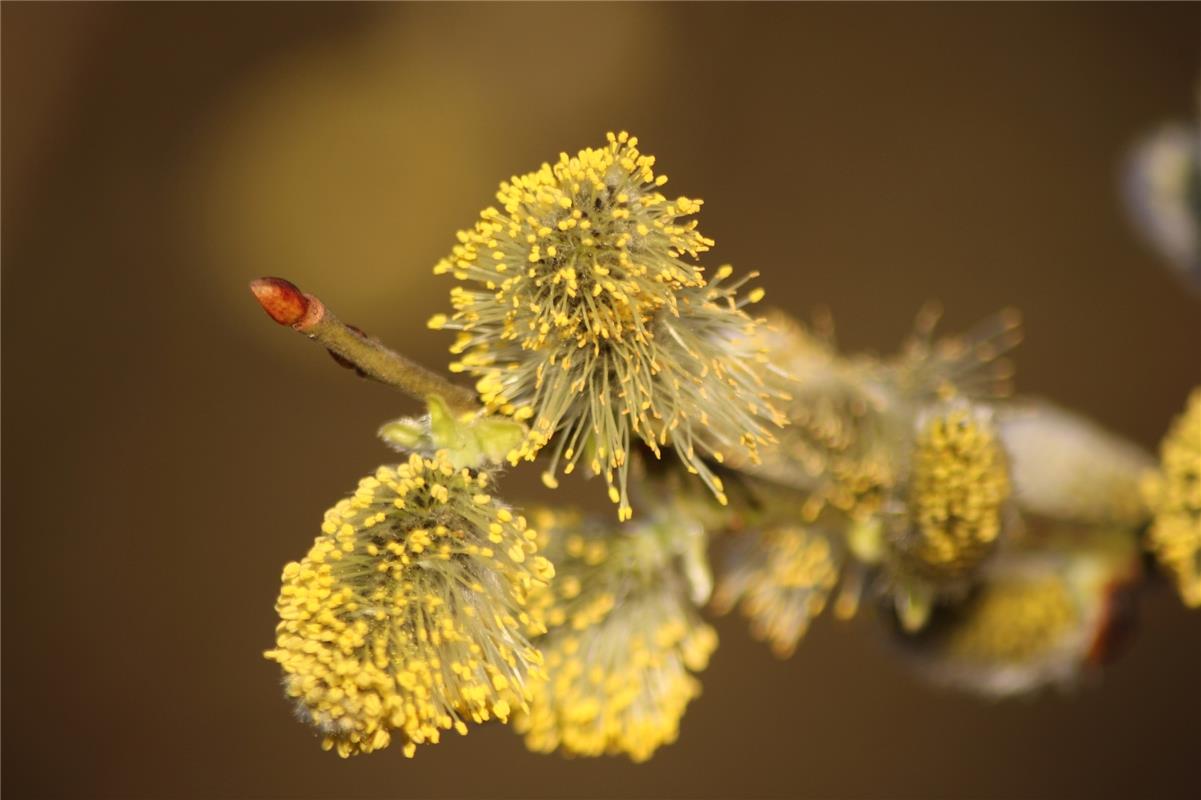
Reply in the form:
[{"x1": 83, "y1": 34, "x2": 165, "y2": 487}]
[{"x1": 3, "y1": 3, "x2": 1200, "y2": 799}]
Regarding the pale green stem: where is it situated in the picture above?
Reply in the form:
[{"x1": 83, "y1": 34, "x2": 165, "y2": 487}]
[{"x1": 295, "y1": 294, "x2": 478, "y2": 414}]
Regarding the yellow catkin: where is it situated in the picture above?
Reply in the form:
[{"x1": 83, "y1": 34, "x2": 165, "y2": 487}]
[
  {"x1": 514, "y1": 509, "x2": 717, "y2": 761},
  {"x1": 431, "y1": 132, "x2": 785, "y2": 518},
  {"x1": 712, "y1": 525, "x2": 842, "y2": 658},
  {"x1": 897, "y1": 527, "x2": 1142, "y2": 698},
  {"x1": 263, "y1": 453, "x2": 554, "y2": 758},
  {"x1": 942, "y1": 575, "x2": 1079, "y2": 664},
  {"x1": 744, "y1": 308, "x2": 1024, "y2": 523},
  {"x1": 1143, "y1": 388, "x2": 1201, "y2": 607},
  {"x1": 897, "y1": 405, "x2": 1010, "y2": 582},
  {"x1": 781, "y1": 381, "x2": 896, "y2": 522}
]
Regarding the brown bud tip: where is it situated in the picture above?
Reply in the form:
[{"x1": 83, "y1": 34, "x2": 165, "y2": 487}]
[{"x1": 250, "y1": 277, "x2": 309, "y2": 326}]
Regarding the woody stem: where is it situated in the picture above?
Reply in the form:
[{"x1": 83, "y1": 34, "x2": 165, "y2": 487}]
[{"x1": 249, "y1": 277, "x2": 478, "y2": 414}]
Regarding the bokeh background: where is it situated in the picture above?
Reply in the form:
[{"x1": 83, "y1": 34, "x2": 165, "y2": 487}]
[{"x1": 4, "y1": 3, "x2": 1200, "y2": 798}]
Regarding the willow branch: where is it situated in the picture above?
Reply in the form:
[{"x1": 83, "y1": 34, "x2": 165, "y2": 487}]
[{"x1": 249, "y1": 277, "x2": 478, "y2": 414}]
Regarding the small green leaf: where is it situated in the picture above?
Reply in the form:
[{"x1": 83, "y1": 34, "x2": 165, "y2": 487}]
[
  {"x1": 472, "y1": 418, "x2": 527, "y2": 464},
  {"x1": 378, "y1": 395, "x2": 530, "y2": 469},
  {"x1": 426, "y1": 396, "x2": 466, "y2": 451},
  {"x1": 378, "y1": 418, "x2": 426, "y2": 450}
]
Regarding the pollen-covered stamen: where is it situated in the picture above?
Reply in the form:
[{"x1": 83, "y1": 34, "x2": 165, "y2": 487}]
[
  {"x1": 264, "y1": 453, "x2": 554, "y2": 758},
  {"x1": 514, "y1": 509, "x2": 717, "y2": 762},
  {"x1": 432, "y1": 132, "x2": 786, "y2": 517},
  {"x1": 712, "y1": 524, "x2": 843, "y2": 658},
  {"x1": 739, "y1": 312, "x2": 899, "y2": 521},
  {"x1": 942, "y1": 574, "x2": 1080, "y2": 664},
  {"x1": 436, "y1": 132, "x2": 710, "y2": 353},
  {"x1": 892, "y1": 404, "x2": 1010, "y2": 584},
  {"x1": 891, "y1": 305, "x2": 1024, "y2": 402},
  {"x1": 1143, "y1": 388, "x2": 1201, "y2": 607}
]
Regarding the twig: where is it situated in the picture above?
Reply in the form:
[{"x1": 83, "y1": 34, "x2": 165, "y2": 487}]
[{"x1": 249, "y1": 277, "x2": 478, "y2": 414}]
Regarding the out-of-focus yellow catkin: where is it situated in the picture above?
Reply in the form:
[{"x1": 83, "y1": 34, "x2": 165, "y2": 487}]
[
  {"x1": 893, "y1": 566, "x2": 1087, "y2": 698},
  {"x1": 1143, "y1": 388, "x2": 1201, "y2": 607},
  {"x1": 514, "y1": 509, "x2": 717, "y2": 761},
  {"x1": 895, "y1": 405, "x2": 1010, "y2": 583},
  {"x1": 894, "y1": 525, "x2": 1142, "y2": 698},
  {"x1": 712, "y1": 524, "x2": 842, "y2": 658},
  {"x1": 263, "y1": 453, "x2": 554, "y2": 758},
  {"x1": 742, "y1": 308, "x2": 1023, "y2": 525},
  {"x1": 942, "y1": 575, "x2": 1078, "y2": 665},
  {"x1": 739, "y1": 313, "x2": 899, "y2": 522},
  {"x1": 431, "y1": 132, "x2": 785, "y2": 518}
]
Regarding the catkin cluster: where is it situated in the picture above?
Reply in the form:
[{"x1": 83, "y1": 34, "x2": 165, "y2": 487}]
[{"x1": 261, "y1": 131, "x2": 1198, "y2": 764}]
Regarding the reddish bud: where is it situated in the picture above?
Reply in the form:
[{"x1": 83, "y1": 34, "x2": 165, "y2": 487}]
[
  {"x1": 1086, "y1": 579, "x2": 1140, "y2": 665},
  {"x1": 250, "y1": 277, "x2": 309, "y2": 326}
]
